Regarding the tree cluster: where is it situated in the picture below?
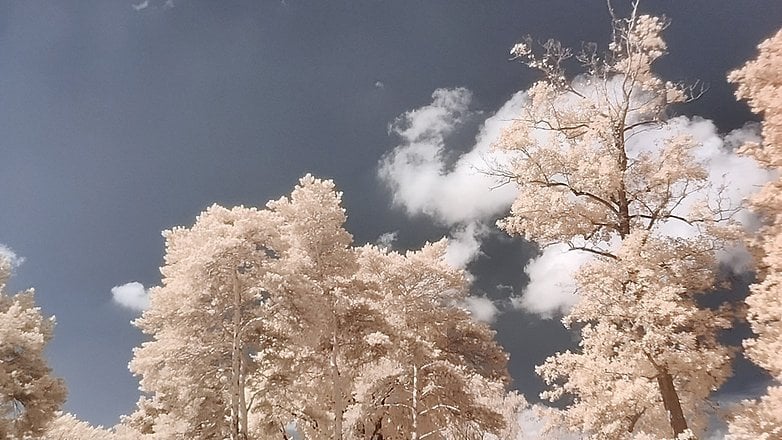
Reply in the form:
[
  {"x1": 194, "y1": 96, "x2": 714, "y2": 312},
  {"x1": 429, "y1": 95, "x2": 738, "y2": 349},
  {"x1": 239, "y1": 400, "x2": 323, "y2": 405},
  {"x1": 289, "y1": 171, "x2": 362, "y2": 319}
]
[
  {"x1": 119, "y1": 176, "x2": 523, "y2": 440},
  {"x1": 0, "y1": 3, "x2": 780, "y2": 440}
]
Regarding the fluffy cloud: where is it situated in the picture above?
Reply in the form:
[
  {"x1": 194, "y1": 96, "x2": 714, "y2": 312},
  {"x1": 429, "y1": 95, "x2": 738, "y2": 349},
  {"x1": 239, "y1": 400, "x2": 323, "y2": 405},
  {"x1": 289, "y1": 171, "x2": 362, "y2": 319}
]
[
  {"x1": 111, "y1": 282, "x2": 150, "y2": 312},
  {"x1": 379, "y1": 88, "x2": 525, "y2": 269},
  {"x1": 513, "y1": 117, "x2": 771, "y2": 317},
  {"x1": 462, "y1": 295, "x2": 499, "y2": 323},
  {"x1": 380, "y1": 83, "x2": 773, "y2": 319},
  {"x1": 444, "y1": 222, "x2": 488, "y2": 269},
  {"x1": 0, "y1": 244, "x2": 25, "y2": 268},
  {"x1": 511, "y1": 244, "x2": 594, "y2": 318},
  {"x1": 379, "y1": 87, "x2": 522, "y2": 227}
]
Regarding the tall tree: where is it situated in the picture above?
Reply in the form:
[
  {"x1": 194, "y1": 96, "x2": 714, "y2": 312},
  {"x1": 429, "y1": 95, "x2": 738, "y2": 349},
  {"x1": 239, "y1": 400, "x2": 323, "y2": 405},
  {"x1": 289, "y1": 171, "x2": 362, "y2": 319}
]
[
  {"x1": 127, "y1": 204, "x2": 287, "y2": 439},
  {"x1": 260, "y1": 175, "x2": 393, "y2": 440},
  {"x1": 0, "y1": 255, "x2": 67, "y2": 439},
  {"x1": 494, "y1": 4, "x2": 734, "y2": 438},
  {"x1": 727, "y1": 28, "x2": 782, "y2": 440},
  {"x1": 348, "y1": 242, "x2": 524, "y2": 440}
]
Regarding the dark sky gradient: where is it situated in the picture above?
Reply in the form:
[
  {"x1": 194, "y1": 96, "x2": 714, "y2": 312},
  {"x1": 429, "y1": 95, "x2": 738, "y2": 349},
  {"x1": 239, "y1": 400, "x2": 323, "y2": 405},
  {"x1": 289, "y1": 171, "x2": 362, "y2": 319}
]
[{"x1": 0, "y1": 0, "x2": 780, "y2": 427}]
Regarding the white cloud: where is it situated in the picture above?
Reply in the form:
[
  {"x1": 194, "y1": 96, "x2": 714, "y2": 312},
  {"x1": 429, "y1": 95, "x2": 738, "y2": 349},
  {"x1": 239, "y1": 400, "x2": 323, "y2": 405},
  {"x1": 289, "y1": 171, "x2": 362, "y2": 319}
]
[
  {"x1": 512, "y1": 244, "x2": 594, "y2": 318},
  {"x1": 516, "y1": 405, "x2": 579, "y2": 439},
  {"x1": 379, "y1": 87, "x2": 522, "y2": 226},
  {"x1": 381, "y1": 81, "x2": 774, "y2": 318},
  {"x1": 111, "y1": 282, "x2": 150, "y2": 312},
  {"x1": 375, "y1": 231, "x2": 398, "y2": 249},
  {"x1": 0, "y1": 244, "x2": 25, "y2": 268},
  {"x1": 628, "y1": 117, "x2": 773, "y2": 272},
  {"x1": 463, "y1": 296, "x2": 498, "y2": 323},
  {"x1": 131, "y1": 0, "x2": 149, "y2": 11},
  {"x1": 444, "y1": 222, "x2": 488, "y2": 269},
  {"x1": 374, "y1": 80, "x2": 385, "y2": 89}
]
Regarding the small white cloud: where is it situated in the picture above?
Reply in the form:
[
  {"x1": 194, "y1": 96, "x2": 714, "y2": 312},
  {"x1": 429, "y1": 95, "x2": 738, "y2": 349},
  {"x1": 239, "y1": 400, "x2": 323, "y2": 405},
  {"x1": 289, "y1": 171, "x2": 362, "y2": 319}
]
[
  {"x1": 374, "y1": 80, "x2": 385, "y2": 89},
  {"x1": 132, "y1": 0, "x2": 150, "y2": 11},
  {"x1": 444, "y1": 222, "x2": 488, "y2": 269},
  {"x1": 463, "y1": 296, "x2": 498, "y2": 323},
  {"x1": 111, "y1": 282, "x2": 150, "y2": 312},
  {"x1": 513, "y1": 244, "x2": 594, "y2": 318},
  {"x1": 375, "y1": 231, "x2": 398, "y2": 249},
  {"x1": 0, "y1": 244, "x2": 25, "y2": 268}
]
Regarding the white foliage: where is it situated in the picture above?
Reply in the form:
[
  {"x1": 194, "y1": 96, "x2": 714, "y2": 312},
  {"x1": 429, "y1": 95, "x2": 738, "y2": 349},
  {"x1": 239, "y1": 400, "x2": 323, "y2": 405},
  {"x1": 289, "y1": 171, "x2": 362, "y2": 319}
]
[
  {"x1": 0, "y1": 255, "x2": 66, "y2": 438},
  {"x1": 726, "y1": 27, "x2": 782, "y2": 440},
  {"x1": 496, "y1": 10, "x2": 735, "y2": 439}
]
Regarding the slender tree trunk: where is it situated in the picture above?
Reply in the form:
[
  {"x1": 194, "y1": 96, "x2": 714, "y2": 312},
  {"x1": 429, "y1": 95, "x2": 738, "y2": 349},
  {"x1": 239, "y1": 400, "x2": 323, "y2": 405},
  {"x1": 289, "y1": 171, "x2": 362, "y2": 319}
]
[
  {"x1": 239, "y1": 349, "x2": 249, "y2": 439},
  {"x1": 331, "y1": 301, "x2": 343, "y2": 440},
  {"x1": 656, "y1": 369, "x2": 688, "y2": 438},
  {"x1": 411, "y1": 364, "x2": 419, "y2": 440},
  {"x1": 616, "y1": 130, "x2": 631, "y2": 239},
  {"x1": 231, "y1": 272, "x2": 242, "y2": 440}
]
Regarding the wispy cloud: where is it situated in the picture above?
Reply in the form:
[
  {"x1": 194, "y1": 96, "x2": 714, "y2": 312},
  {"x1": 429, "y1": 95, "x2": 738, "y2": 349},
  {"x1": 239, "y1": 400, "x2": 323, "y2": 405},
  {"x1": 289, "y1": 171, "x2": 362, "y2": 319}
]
[
  {"x1": 0, "y1": 244, "x2": 25, "y2": 268},
  {"x1": 444, "y1": 222, "x2": 488, "y2": 269},
  {"x1": 375, "y1": 231, "x2": 398, "y2": 249},
  {"x1": 131, "y1": 0, "x2": 149, "y2": 11},
  {"x1": 111, "y1": 282, "x2": 150, "y2": 312}
]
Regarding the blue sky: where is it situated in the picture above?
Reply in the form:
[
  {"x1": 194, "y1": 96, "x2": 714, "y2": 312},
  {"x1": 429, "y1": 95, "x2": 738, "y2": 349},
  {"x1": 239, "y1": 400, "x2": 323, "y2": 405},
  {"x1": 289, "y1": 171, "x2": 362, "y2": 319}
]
[{"x1": 0, "y1": 0, "x2": 780, "y2": 427}]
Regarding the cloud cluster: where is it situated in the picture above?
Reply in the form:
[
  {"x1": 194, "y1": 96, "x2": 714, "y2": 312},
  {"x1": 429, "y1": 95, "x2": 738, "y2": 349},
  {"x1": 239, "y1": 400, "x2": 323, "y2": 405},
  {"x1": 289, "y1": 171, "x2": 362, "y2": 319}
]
[
  {"x1": 379, "y1": 85, "x2": 773, "y2": 319},
  {"x1": 111, "y1": 282, "x2": 150, "y2": 312},
  {"x1": 378, "y1": 88, "x2": 530, "y2": 321},
  {"x1": 379, "y1": 87, "x2": 526, "y2": 276}
]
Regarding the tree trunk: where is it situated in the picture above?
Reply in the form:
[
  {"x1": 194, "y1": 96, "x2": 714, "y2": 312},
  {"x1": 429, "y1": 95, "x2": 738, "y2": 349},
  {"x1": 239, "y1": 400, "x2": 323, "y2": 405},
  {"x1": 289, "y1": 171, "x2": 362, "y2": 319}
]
[
  {"x1": 239, "y1": 348, "x2": 249, "y2": 439},
  {"x1": 656, "y1": 369, "x2": 688, "y2": 438},
  {"x1": 331, "y1": 301, "x2": 343, "y2": 440},
  {"x1": 231, "y1": 273, "x2": 242, "y2": 440},
  {"x1": 616, "y1": 128, "x2": 631, "y2": 239},
  {"x1": 369, "y1": 417, "x2": 384, "y2": 440},
  {"x1": 411, "y1": 364, "x2": 419, "y2": 440}
]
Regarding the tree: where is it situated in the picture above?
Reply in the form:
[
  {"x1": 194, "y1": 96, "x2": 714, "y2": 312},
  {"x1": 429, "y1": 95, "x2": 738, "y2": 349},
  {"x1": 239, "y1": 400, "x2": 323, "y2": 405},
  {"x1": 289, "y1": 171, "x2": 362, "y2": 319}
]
[
  {"x1": 44, "y1": 413, "x2": 113, "y2": 440},
  {"x1": 123, "y1": 175, "x2": 522, "y2": 440},
  {"x1": 727, "y1": 28, "x2": 782, "y2": 440},
  {"x1": 0, "y1": 255, "x2": 67, "y2": 439},
  {"x1": 494, "y1": 4, "x2": 735, "y2": 438},
  {"x1": 127, "y1": 204, "x2": 287, "y2": 439},
  {"x1": 347, "y1": 242, "x2": 524, "y2": 440},
  {"x1": 259, "y1": 175, "x2": 394, "y2": 440}
]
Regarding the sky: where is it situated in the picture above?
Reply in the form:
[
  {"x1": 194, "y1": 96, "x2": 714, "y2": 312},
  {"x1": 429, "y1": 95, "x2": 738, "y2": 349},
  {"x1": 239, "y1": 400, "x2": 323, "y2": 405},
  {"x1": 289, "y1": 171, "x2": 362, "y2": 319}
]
[{"x1": 0, "y1": 0, "x2": 781, "y2": 429}]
